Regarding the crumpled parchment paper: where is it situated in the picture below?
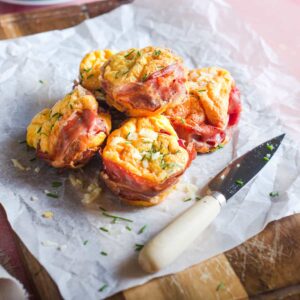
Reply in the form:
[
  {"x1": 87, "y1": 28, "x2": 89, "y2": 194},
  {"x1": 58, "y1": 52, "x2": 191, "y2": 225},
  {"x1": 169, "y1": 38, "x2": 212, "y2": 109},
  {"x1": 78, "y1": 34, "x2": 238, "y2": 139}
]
[{"x1": 0, "y1": 0, "x2": 299, "y2": 299}]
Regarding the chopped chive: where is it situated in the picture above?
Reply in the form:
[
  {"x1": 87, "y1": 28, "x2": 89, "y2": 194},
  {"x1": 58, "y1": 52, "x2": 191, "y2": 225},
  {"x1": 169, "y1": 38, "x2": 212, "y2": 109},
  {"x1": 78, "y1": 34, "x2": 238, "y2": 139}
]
[
  {"x1": 99, "y1": 206, "x2": 107, "y2": 211},
  {"x1": 217, "y1": 144, "x2": 224, "y2": 149},
  {"x1": 83, "y1": 67, "x2": 92, "y2": 73},
  {"x1": 45, "y1": 192, "x2": 59, "y2": 199},
  {"x1": 83, "y1": 240, "x2": 88, "y2": 245},
  {"x1": 126, "y1": 225, "x2": 132, "y2": 231},
  {"x1": 138, "y1": 225, "x2": 147, "y2": 234},
  {"x1": 37, "y1": 127, "x2": 42, "y2": 134},
  {"x1": 51, "y1": 112, "x2": 63, "y2": 120},
  {"x1": 124, "y1": 49, "x2": 135, "y2": 58},
  {"x1": 216, "y1": 282, "x2": 225, "y2": 291},
  {"x1": 198, "y1": 89, "x2": 206, "y2": 92},
  {"x1": 98, "y1": 284, "x2": 108, "y2": 292},
  {"x1": 135, "y1": 244, "x2": 144, "y2": 252},
  {"x1": 235, "y1": 179, "x2": 244, "y2": 186},
  {"x1": 69, "y1": 104, "x2": 73, "y2": 109},
  {"x1": 180, "y1": 117, "x2": 185, "y2": 124},
  {"x1": 141, "y1": 74, "x2": 148, "y2": 82},
  {"x1": 263, "y1": 156, "x2": 270, "y2": 161},
  {"x1": 126, "y1": 132, "x2": 131, "y2": 139},
  {"x1": 100, "y1": 227, "x2": 109, "y2": 232},
  {"x1": 153, "y1": 50, "x2": 161, "y2": 56},
  {"x1": 102, "y1": 212, "x2": 133, "y2": 223},
  {"x1": 100, "y1": 251, "x2": 108, "y2": 256},
  {"x1": 29, "y1": 157, "x2": 36, "y2": 162},
  {"x1": 19, "y1": 140, "x2": 26, "y2": 144},
  {"x1": 137, "y1": 51, "x2": 141, "y2": 57},
  {"x1": 39, "y1": 80, "x2": 44, "y2": 84},
  {"x1": 87, "y1": 74, "x2": 94, "y2": 79},
  {"x1": 195, "y1": 197, "x2": 201, "y2": 201},
  {"x1": 51, "y1": 181, "x2": 62, "y2": 188},
  {"x1": 266, "y1": 143, "x2": 274, "y2": 151},
  {"x1": 269, "y1": 191, "x2": 279, "y2": 197},
  {"x1": 183, "y1": 198, "x2": 192, "y2": 202}
]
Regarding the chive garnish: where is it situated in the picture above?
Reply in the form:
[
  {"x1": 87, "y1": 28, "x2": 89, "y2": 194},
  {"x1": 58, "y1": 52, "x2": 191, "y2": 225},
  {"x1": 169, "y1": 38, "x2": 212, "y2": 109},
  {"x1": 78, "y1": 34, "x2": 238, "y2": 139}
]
[
  {"x1": 266, "y1": 143, "x2": 274, "y2": 151},
  {"x1": 153, "y1": 50, "x2": 161, "y2": 56},
  {"x1": 235, "y1": 179, "x2": 244, "y2": 186},
  {"x1": 69, "y1": 104, "x2": 73, "y2": 109},
  {"x1": 126, "y1": 225, "x2": 132, "y2": 231},
  {"x1": 126, "y1": 132, "x2": 131, "y2": 139},
  {"x1": 45, "y1": 192, "x2": 59, "y2": 199},
  {"x1": 217, "y1": 144, "x2": 224, "y2": 149},
  {"x1": 87, "y1": 74, "x2": 94, "y2": 79},
  {"x1": 100, "y1": 251, "x2": 108, "y2": 256},
  {"x1": 135, "y1": 244, "x2": 144, "y2": 252},
  {"x1": 198, "y1": 89, "x2": 206, "y2": 92},
  {"x1": 138, "y1": 225, "x2": 147, "y2": 234},
  {"x1": 98, "y1": 284, "x2": 108, "y2": 292},
  {"x1": 83, "y1": 240, "x2": 88, "y2": 245},
  {"x1": 51, "y1": 112, "x2": 63, "y2": 120},
  {"x1": 84, "y1": 67, "x2": 92, "y2": 73},
  {"x1": 141, "y1": 74, "x2": 148, "y2": 82},
  {"x1": 137, "y1": 51, "x2": 141, "y2": 57},
  {"x1": 51, "y1": 181, "x2": 62, "y2": 188},
  {"x1": 100, "y1": 227, "x2": 109, "y2": 232},
  {"x1": 269, "y1": 191, "x2": 279, "y2": 197},
  {"x1": 195, "y1": 197, "x2": 201, "y2": 201},
  {"x1": 124, "y1": 49, "x2": 135, "y2": 58},
  {"x1": 37, "y1": 127, "x2": 42, "y2": 134},
  {"x1": 99, "y1": 206, "x2": 107, "y2": 211},
  {"x1": 183, "y1": 198, "x2": 192, "y2": 202},
  {"x1": 39, "y1": 80, "x2": 44, "y2": 84},
  {"x1": 180, "y1": 118, "x2": 185, "y2": 124},
  {"x1": 216, "y1": 282, "x2": 225, "y2": 291},
  {"x1": 102, "y1": 212, "x2": 133, "y2": 223}
]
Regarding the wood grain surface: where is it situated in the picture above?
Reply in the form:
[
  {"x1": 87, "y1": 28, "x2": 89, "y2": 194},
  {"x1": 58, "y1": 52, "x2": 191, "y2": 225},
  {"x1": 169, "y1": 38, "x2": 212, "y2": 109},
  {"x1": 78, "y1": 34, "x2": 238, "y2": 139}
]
[{"x1": 0, "y1": 1, "x2": 299, "y2": 299}]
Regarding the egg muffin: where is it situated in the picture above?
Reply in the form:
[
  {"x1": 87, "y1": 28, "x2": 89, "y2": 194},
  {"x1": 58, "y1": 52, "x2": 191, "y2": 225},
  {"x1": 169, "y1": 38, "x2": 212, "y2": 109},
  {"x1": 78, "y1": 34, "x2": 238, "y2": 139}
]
[
  {"x1": 101, "y1": 46, "x2": 188, "y2": 117},
  {"x1": 27, "y1": 85, "x2": 111, "y2": 168},
  {"x1": 101, "y1": 115, "x2": 196, "y2": 206},
  {"x1": 79, "y1": 49, "x2": 114, "y2": 98},
  {"x1": 164, "y1": 67, "x2": 242, "y2": 153}
]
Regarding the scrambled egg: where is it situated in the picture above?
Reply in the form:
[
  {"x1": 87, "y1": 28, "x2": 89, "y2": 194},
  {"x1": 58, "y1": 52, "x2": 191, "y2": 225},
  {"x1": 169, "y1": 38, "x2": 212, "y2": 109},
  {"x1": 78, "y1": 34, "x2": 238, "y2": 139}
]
[
  {"x1": 103, "y1": 115, "x2": 189, "y2": 183},
  {"x1": 80, "y1": 49, "x2": 114, "y2": 91},
  {"x1": 103, "y1": 46, "x2": 182, "y2": 85},
  {"x1": 188, "y1": 67, "x2": 234, "y2": 129},
  {"x1": 27, "y1": 85, "x2": 111, "y2": 168}
]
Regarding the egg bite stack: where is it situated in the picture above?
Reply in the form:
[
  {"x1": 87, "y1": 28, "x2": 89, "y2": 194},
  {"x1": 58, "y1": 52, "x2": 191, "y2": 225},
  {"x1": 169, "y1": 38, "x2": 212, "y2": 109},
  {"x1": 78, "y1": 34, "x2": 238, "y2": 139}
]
[{"x1": 26, "y1": 46, "x2": 241, "y2": 206}]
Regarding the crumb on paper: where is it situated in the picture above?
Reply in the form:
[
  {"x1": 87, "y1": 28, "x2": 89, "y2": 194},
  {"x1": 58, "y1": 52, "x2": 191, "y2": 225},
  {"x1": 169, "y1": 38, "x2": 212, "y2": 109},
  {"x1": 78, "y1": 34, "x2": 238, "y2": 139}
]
[
  {"x1": 41, "y1": 240, "x2": 66, "y2": 251},
  {"x1": 30, "y1": 196, "x2": 38, "y2": 201},
  {"x1": 69, "y1": 174, "x2": 83, "y2": 188},
  {"x1": 11, "y1": 158, "x2": 26, "y2": 171},
  {"x1": 34, "y1": 167, "x2": 40, "y2": 173},
  {"x1": 82, "y1": 183, "x2": 102, "y2": 205},
  {"x1": 42, "y1": 211, "x2": 53, "y2": 219}
]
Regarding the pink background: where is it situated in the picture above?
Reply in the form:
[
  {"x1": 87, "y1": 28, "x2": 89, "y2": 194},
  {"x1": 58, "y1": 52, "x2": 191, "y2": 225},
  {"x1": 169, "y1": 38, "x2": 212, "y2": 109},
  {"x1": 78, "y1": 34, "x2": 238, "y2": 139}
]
[{"x1": 0, "y1": 0, "x2": 299, "y2": 79}]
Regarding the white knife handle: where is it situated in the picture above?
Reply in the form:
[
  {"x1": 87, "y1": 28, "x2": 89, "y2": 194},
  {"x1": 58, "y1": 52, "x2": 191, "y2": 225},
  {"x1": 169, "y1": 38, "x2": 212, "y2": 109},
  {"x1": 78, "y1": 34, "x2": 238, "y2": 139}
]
[{"x1": 138, "y1": 193, "x2": 226, "y2": 273}]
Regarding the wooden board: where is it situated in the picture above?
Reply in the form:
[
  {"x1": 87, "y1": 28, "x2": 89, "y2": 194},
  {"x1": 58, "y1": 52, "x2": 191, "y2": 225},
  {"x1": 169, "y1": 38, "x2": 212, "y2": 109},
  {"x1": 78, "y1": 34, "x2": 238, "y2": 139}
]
[{"x1": 0, "y1": 2, "x2": 300, "y2": 299}]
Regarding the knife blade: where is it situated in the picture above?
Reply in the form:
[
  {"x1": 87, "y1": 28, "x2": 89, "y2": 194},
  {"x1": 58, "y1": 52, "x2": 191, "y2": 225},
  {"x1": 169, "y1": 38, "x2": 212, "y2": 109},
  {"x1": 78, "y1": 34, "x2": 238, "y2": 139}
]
[
  {"x1": 208, "y1": 133, "x2": 285, "y2": 200},
  {"x1": 138, "y1": 134, "x2": 285, "y2": 273}
]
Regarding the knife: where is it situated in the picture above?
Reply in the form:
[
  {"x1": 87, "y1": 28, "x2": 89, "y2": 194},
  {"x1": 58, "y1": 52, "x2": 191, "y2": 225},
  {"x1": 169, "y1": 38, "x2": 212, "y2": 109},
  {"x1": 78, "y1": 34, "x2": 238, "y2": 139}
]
[{"x1": 138, "y1": 134, "x2": 285, "y2": 273}]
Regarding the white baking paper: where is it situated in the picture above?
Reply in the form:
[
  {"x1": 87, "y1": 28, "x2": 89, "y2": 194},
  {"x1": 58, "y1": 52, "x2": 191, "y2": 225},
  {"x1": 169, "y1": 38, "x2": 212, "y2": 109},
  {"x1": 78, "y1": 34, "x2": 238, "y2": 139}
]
[{"x1": 0, "y1": 0, "x2": 299, "y2": 299}]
